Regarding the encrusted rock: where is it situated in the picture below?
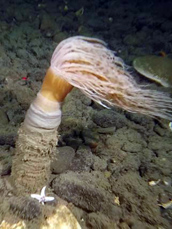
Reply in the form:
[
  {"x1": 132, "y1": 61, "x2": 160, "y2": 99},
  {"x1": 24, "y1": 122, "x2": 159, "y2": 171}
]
[
  {"x1": 9, "y1": 197, "x2": 41, "y2": 220},
  {"x1": 52, "y1": 171, "x2": 121, "y2": 219},
  {"x1": 51, "y1": 146, "x2": 75, "y2": 174}
]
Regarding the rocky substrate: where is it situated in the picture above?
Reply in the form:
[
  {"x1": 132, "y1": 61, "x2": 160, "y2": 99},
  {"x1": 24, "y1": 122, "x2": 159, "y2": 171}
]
[{"x1": 0, "y1": 0, "x2": 172, "y2": 228}]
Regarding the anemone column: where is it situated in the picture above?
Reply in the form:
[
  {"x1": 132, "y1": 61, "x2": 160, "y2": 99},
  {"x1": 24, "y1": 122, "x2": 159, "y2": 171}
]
[{"x1": 11, "y1": 68, "x2": 73, "y2": 194}]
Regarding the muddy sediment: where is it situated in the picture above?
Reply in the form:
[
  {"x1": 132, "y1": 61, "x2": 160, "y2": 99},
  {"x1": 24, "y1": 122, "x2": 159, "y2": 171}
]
[{"x1": 0, "y1": 0, "x2": 172, "y2": 228}]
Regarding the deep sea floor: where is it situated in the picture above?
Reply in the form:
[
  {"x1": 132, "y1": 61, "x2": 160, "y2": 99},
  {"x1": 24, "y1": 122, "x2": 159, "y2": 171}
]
[{"x1": 0, "y1": 0, "x2": 172, "y2": 228}]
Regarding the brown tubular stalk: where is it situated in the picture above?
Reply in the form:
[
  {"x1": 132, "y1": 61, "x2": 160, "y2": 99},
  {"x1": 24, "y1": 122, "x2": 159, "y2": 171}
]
[{"x1": 11, "y1": 68, "x2": 73, "y2": 194}]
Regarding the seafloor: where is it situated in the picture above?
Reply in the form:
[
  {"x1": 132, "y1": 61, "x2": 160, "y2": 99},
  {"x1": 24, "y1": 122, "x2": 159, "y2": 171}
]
[{"x1": 0, "y1": 0, "x2": 172, "y2": 228}]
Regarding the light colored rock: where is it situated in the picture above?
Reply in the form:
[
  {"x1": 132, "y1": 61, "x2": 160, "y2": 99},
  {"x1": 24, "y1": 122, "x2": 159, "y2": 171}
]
[{"x1": 0, "y1": 205, "x2": 81, "y2": 229}]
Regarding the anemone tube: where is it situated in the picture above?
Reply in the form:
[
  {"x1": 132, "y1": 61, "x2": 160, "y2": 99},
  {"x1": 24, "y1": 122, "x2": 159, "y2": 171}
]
[{"x1": 11, "y1": 68, "x2": 73, "y2": 194}]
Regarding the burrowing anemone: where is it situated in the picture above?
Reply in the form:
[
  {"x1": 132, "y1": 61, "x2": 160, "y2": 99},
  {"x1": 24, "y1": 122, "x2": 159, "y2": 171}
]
[{"x1": 12, "y1": 36, "x2": 172, "y2": 194}]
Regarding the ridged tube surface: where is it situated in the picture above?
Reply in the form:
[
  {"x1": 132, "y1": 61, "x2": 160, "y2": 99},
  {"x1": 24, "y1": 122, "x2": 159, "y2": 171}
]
[{"x1": 12, "y1": 124, "x2": 57, "y2": 194}]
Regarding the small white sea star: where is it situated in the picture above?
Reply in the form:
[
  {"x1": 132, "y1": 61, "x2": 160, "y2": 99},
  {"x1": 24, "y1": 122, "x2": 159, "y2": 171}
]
[{"x1": 31, "y1": 186, "x2": 54, "y2": 205}]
